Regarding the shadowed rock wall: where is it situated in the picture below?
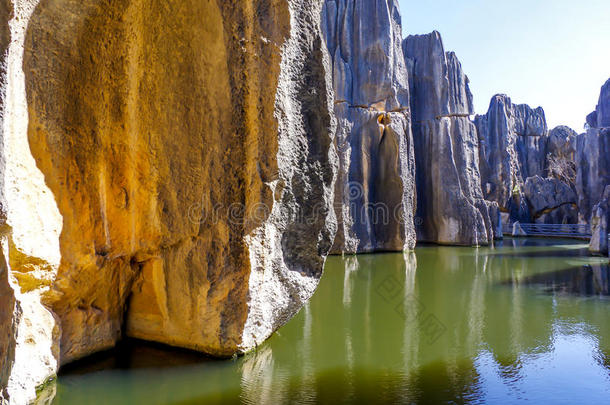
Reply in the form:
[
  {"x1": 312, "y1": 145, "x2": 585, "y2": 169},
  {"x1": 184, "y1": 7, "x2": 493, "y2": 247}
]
[
  {"x1": 475, "y1": 95, "x2": 551, "y2": 224},
  {"x1": 578, "y1": 80, "x2": 610, "y2": 225},
  {"x1": 404, "y1": 31, "x2": 493, "y2": 245},
  {"x1": 322, "y1": 0, "x2": 416, "y2": 253}
]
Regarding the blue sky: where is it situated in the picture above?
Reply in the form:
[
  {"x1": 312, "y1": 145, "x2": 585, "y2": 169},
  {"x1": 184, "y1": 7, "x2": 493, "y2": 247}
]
[{"x1": 399, "y1": 0, "x2": 610, "y2": 131}]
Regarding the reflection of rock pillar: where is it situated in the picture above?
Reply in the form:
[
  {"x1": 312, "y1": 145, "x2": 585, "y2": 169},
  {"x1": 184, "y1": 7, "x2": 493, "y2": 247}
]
[
  {"x1": 466, "y1": 249, "x2": 487, "y2": 352},
  {"x1": 298, "y1": 303, "x2": 317, "y2": 402},
  {"x1": 402, "y1": 252, "x2": 420, "y2": 373},
  {"x1": 343, "y1": 256, "x2": 360, "y2": 308},
  {"x1": 240, "y1": 346, "x2": 282, "y2": 405},
  {"x1": 342, "y1": 256, "x2": 358, "y2": 384}
]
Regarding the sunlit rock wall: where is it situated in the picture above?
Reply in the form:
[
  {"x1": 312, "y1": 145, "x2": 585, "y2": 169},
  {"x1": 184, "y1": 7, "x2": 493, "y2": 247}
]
[
  {"x1": 403, "y1": 31, "x2": 493, "y2": 245},
  {"x1": 322, "y1": 0, "x2": 416, "y2": 254},
  {"x1": 1, "y1": 0, "x2": 337, "y2": 403}
]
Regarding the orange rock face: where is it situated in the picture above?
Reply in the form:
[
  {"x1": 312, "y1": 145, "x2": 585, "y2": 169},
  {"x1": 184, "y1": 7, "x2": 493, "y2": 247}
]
[{"x1": 1, "y1": 1, "x2": 336, "y2": 403}]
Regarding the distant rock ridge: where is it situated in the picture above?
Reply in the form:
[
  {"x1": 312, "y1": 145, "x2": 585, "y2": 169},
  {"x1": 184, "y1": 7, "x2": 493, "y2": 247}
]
[{"x1": 474, "y1": 94, "x2": 569, "y2": 224}]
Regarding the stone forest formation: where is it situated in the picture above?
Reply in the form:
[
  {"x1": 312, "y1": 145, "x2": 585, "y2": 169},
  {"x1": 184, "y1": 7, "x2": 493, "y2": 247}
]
[{"x1": 0, "y1": 0, "x2": 608, "y2": 403}]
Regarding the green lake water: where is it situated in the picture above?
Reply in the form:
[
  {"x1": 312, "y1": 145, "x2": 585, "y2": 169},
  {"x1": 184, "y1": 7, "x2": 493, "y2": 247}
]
[{"x1": 50, "y1": 238, "x2": 610, "y2": 404}]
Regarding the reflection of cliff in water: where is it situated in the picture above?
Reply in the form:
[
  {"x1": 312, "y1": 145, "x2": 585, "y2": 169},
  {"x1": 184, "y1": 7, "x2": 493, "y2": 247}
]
[
  {"x1": 49, "y1": 239, "x2": 610, "y2": 404},
  {"x1": 507, "y1": 263, "x2": 610, "y2": 296}
]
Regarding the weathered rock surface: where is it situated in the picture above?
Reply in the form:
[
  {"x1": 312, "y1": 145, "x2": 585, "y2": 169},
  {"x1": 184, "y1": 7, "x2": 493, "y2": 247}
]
[
  {"x1": 404, "y1": 31, "x2": 492, "y2": 245},
  {"x1": 547, "y1": 126, "x2": 577, "y2": 161},
  {"x1": 487, "y1": 201, "x2": 503, "y2": 240},
  {"x1": 575, "y1": 127, "x2": 610, "y2": 223},
  {"x1": 577, "y1": 79, "x2": 610, "y2": 226},
  {"x1": 589, "y1": 185, "x2": 610, "y2": 255},
  {"x1": 475, "y1": 95, "x2": 549, "y2": 223},
  {"x1": 523, "y1": 176, "x2": 578, "y2": 224},
  {"x1": 322, "y1": 0, "x2": 416, "y2": 253},
  {"x1": 1, "y1": 1, "x2": 337, "y2": 403},
  {"x1": 586, "y1": 78, "x2": 610, "y2": 129},
  {"x1": 546, "y1": 126, "x2": 577, "y2": 185}
]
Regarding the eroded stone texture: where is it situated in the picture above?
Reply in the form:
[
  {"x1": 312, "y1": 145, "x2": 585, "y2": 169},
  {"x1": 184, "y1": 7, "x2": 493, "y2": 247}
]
[
  {"x1": 575, "y1": 128, "x2": 610, "y2": 223},
  {"x1": 2, "y1": 0, "x2": 337, "y2": 402},
  {"x1": 586, "y1": 78, "x2": 610, "y2": 129},
  {"x1": 1, "y1": 1, "x2": 62, "y2": 403},
  {"x1": 513, "y1": 104, "x2": 548, "y2": 181},
  {"x1": 589, "y1": 185, "x2": 610, "y2": 255},
  {"x1": 547, "y1": 126, "x2": 577, "y2": 162},
  {"x1": 404, "y1": 31, "x2": 491, "y2": 245},
  {"x1": 577, "y1": 79, "x2": 610, "y2": 226},
  {"x1": 523, "y1": 176, "x2": 578, "y2": 224},
  {"x1": 322, "y1": 0, "x2": 416, "y2": 253},
  {"x1": 475, "y1": 94, "x2": 549, "y2": 223}
]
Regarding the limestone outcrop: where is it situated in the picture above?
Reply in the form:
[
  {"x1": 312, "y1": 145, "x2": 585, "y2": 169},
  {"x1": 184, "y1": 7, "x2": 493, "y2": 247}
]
[
  {"x1": 577, "y1": 80, "x2": 610, "y2": 225},
  {"x1": 403, "y1": 31, "x2": 493, "y2": 245},
  {"x1": 322, "y1": 0, "x2": 416, "y2": 253},
  {"x1": 576, "y1": 127, "x2": 609, "y2": 223},
  {"x1": 1, "y1": 1, "x2": 337, "y2": 403},
  {"x1": 589, "y1": 185, "x2": 609, "y2": 256},
  {"x1": 546, "y1": 126, "x2": 577, "y2": 186},
  {"x1": 586, "y1": 78, "x2": 610, "y2": 129},
  {"x1": 523, "y1": 176, "x2": 578, "y2": 224},
  {"x1": 475, "y1": 95, "x2": 549, "y2": 224}
]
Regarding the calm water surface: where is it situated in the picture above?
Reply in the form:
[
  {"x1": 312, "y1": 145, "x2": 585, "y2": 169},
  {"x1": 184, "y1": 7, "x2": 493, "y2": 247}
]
[{"x1": 50, "y1": 238, "x2": 610, "y2": 404}]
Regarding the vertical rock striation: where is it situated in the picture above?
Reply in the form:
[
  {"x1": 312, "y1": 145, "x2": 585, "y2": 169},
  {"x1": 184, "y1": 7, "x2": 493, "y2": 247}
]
[
  {"x1": 586, "y1": 78, "x2": 610, "y2": 129},
  {"x1": 589, "y1": 185, "x2": 610, "y2": 255},
  {"x1": 322, "y1": 0, "x2": 416, "y2": 253},
  {"x1": 577, "y1": 79, "x2": 610, "y2": 225},
  {"x1": 1, "y1": 1, "x2": 337, "y2": 403},
  {"x1": 475, "y1": 95, "x2": 550, "y2": 224},
  {"x1": 403, "y1": 31, "x2": 493, "y2": 245}
]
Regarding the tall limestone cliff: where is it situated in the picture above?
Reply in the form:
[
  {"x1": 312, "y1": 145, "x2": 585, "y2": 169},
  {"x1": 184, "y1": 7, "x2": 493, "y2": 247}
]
[
  {"x1": 580, "y1": 78, "x2": 610, "y2": 254},
  {"x1": 475, "y1": 95, "x2": 550, "y2": 224},
  {"x1": 577, "y1": 79, "x2": 610, "y2": 225},
  {"x1": 403, "y1": 31, "x2": 496, "y2": 245},
  {"x1": 322, "y1": 0, "x2": 416, "y2": 253},
  {"x1": 586, "y1": 78, "x2": 610, "y2": 129},
  {"x1": 0, "y1": 1, "x2": 337, "y2": 403}
]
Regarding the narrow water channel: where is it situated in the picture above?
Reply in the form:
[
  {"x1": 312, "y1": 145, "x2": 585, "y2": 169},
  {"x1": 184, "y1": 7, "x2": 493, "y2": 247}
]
[{"x1": 49, "y1": 238, "x2": 610, "y2": 404}]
